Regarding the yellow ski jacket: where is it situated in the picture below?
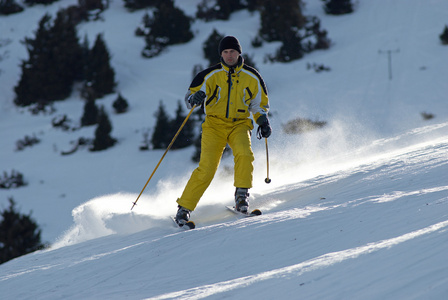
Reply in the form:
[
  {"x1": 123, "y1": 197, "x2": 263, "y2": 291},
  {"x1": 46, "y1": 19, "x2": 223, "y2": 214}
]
[{"x1": 186, "y1": 57, "x2": 269, "y2": 124}]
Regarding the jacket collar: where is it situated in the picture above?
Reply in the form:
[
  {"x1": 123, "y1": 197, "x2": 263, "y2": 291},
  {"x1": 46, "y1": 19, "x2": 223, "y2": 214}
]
[{"x1": 221, "y1": 56, "x2": 244, "y2": 74}]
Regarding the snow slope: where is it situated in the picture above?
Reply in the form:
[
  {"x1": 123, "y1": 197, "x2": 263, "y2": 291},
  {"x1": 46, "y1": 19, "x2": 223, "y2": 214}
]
[{"x1": 0, "y1": 0, "x2": 447, "y2": 299}]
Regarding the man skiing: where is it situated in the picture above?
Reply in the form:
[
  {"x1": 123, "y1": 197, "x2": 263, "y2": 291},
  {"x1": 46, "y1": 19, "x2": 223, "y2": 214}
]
[{"x1": 175, "y1": 36, "x2": 271, "y2": 226}]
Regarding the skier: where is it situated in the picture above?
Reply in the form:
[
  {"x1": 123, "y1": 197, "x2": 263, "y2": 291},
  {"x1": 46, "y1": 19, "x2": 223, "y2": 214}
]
[{"x1": 175, "y1": 36, "x2": 271, "y2": 226}]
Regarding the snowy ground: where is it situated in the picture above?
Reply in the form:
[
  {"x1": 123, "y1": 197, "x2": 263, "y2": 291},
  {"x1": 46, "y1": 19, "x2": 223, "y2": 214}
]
[{"x1": 0, "y1": 0, "x2": 447, "y2": 299}]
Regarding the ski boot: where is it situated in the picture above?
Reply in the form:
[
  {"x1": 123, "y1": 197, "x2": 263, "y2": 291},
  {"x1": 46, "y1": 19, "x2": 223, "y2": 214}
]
[
  {"x1": 235, "y1": 188, "x2": 250, "y2": 213},
  {"x1": 175, "y1": 205, "x2": 191, "y2": 226}
]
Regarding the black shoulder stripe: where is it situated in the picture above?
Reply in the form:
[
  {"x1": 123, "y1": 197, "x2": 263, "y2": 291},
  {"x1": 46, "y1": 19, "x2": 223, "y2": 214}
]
[
  {"x1": 190, "y1": 63, "x2": 222, "y2": 89},
  {"x1": 243, "y1": 64, "x2": 268, "y2": 95}
]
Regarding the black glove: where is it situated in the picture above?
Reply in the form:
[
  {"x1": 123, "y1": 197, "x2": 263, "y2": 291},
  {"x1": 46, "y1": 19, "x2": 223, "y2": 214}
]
[
  {"x1": 190, "y1": 91, "x2": 206, "y2": 106},
  {"x1": 256, "y1": 115, "x2": 272, "y2": 139}
]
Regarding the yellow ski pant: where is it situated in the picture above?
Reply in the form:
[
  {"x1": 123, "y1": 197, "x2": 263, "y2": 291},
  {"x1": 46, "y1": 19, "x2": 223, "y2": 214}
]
[{"x1": 177, "y1": 116, "x2": 254, "y2": 211}]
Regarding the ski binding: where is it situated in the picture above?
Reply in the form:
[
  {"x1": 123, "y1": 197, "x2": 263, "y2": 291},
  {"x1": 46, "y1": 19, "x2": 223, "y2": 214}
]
[{"x1": 226, "y1": 206, "x2": 262, "y2": 217}]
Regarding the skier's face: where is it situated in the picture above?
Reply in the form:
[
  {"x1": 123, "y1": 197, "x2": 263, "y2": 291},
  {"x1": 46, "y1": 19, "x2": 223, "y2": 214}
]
[{"x1": 221, "y1": 49, "x2": 240, "y2": 66}]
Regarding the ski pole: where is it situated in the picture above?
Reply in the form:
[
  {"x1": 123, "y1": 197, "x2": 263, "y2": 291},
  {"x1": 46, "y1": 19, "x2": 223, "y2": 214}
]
[
  {"x1": 131, "y1": 104, "x2": 196, "y2": 210},
  {"x1": 264, "y1": 138, "x2": 271, "y2": 184}
]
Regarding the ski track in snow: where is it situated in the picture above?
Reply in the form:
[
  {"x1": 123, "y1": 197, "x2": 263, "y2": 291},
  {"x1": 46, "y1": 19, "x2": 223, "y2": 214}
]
[{"x1": 145, "y1": 220, "x2": 448, "y2": 300}]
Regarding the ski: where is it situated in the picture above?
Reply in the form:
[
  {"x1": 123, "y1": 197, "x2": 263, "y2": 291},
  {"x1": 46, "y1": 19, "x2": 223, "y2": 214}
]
[
  {"x1": 226, "y1": 206, "x2": 262, "y2": 217},
  {"x1": 171, "y1": 217, "x2": 196, "y2": 230}
]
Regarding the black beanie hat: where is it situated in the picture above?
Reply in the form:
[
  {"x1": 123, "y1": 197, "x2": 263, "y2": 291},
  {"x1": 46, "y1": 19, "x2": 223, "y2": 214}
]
[{"x1": 218, "y1": 36, "x2": 242, "y2": 55}]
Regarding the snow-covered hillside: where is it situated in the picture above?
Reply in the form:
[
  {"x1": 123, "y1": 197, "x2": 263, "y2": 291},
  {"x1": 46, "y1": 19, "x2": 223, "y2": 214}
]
[{"x1": 1, "y1": 0, "x2": 447, "y2": 299}]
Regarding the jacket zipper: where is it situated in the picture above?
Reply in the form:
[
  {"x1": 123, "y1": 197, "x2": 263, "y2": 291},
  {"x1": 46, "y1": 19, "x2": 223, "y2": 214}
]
[{"x1": 226, "y1": 68, "x2": 233, "y2": 119}]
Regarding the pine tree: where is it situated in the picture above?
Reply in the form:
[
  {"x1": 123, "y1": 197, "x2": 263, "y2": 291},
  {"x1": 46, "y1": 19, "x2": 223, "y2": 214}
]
[
  {"x1": 322, "y1": 0, "x2": 353, "y2": 15},
  {"x1": 124, "y1": 0, "x2": 160, "y2": 11},
  {"x1": 0, "y1": 0, "x2": 23, "y2": 15},
  {"x1": 275, "y1": 30, "x2": 304, "y2": 63},
  {"x1": 81, "y1": 98, "x2": 99, "y2": 126},
  {"x1": 80, "y1": 34, "x2": 90, "y2": 80},
  {"x1": 203, "y1": 29, "x2": 224, "y2": 66},
  {"x1": 246, "y1": 0, "x2": 262, "y2": 11},
  {"x1": 112, "y1": 93, "x2": 129, "y2": 114},
  {"x1": 14, "y1": 14, "x2": 52, "y2": 107},
  {"x1": 196, "y1": 0, "x2": 250, "y2": 21},
  {"x1": 24, "y1": 0, "x2": 58, "y2": 5},
  {"x1": 14, "y1": 10, "x2": 83, "y2": 107},
  {"x1": 78, "y1": 0, "x2": 104, "y2": 12},
  {"x1": 171, "y1": 101, "x2": 195, "y2": 149},
  {"x1": 135, "y1": 11, "x2": 152, "y2": 36},
  {"x1": 215, "y1": 0, "x2": 245, "y2": 20},
  {"x1": 90, "y1": 106, "x2": 116, "y2": 151},
  {"x1": 195, "y1": 0, "x2": 215, "y2": 21},
  {"x1": 154, "y1": 1, "x2": 192, "y2": 44},
  {"x1": 0, "y1": 198, "x2": 44, "y2": 264},
  {"x1": 259, "y1": 0, "x2": 330, "y2": 63},
  {"x1": 142, "y1": 0, "x2": 193, "y2": 58},
  {"x1": 440, "y1": 25, "x2": 448, "y2": 45},
  {"x1": 50, "y1": 9, "x2": 85, "y2": 83},
  {"x1": 84, "y1": 34, "x2": 116, "y2": 99},
  {"x1": 259, "y1": 0, "x2": 305, "y2": 42},
  {"x1": 308, "y1": 17, "x2": 331, "y2": 50},
  {"x1": 151, "y1": 101, "x2": 172, "y2": 149}
]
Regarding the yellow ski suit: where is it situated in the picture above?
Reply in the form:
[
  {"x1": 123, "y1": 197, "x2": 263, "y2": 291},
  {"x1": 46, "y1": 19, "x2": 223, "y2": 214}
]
[{"x1": 177, "y1": 57, "x2": 270, "y2": 211}]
